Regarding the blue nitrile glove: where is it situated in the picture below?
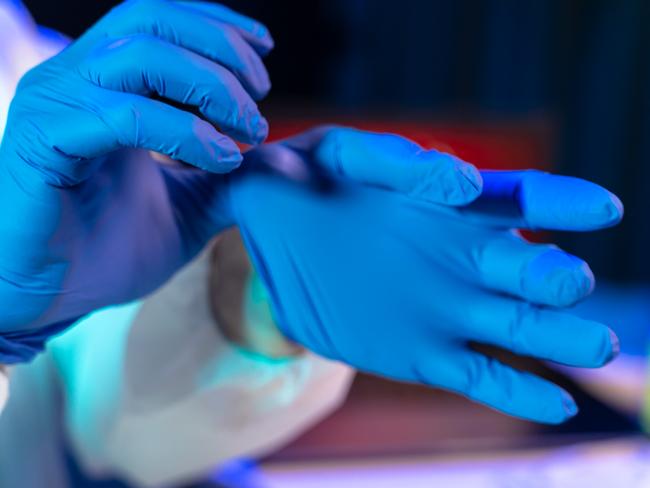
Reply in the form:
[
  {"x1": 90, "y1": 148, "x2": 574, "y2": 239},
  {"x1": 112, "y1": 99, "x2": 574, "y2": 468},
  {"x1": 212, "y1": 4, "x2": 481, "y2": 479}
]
[
  {"x1": 0, "y1": 0, "x2": 275, "y2": 362},
  {"x1": 224, "y1": 127, "x2": 624, "y2": 424}
]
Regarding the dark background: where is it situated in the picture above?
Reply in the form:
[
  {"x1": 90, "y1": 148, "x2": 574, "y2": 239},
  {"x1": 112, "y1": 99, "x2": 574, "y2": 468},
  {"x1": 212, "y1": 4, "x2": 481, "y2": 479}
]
[{"x1": 24, "y1": 0, "x2": 650, "y2": 283}]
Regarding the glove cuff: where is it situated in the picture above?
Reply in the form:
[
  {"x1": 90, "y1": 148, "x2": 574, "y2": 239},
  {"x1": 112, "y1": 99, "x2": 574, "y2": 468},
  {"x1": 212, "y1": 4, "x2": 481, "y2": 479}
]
[{"x1": 0, "y1": 318, "x2": 76, "y2": 363}]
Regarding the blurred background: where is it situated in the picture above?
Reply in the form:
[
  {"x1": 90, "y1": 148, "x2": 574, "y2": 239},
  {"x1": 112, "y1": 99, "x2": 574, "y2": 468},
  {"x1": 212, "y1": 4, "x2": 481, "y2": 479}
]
[
  {"x1": 21, "y1": 0, "x2": 650, "y2": 486},
  {"x1": 24, "y1": 0, "x2": 650, "y2": 282}
]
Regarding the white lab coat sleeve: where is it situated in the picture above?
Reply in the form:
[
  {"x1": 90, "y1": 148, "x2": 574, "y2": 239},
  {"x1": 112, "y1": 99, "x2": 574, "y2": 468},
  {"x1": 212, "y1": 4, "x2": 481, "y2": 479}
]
[
  {"x1": 0, "y1": 6, "x2": 353, "y2": 482},
  {"x1": 0, "y1": 0, "x2": 64, "y2": 138},
  {"x1": 0, "y1": 367, "x2": 7, "y2": 415},
  {"x1": 48, "y1": 248, "x2": 354, "y2": 488},
  {"x1": 0, "y1": 0, "x2": 67, "y2": 418},
  {"x1": 0, "y1": 354, "x2": 73, "y2": 488},
  {"x1": 0, "y1": 0, "x2": 29, "y2": 416}
]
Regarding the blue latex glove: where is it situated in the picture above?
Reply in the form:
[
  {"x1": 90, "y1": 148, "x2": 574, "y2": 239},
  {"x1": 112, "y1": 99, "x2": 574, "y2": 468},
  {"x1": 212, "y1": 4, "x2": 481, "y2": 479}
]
[
  {"x1": 225, "y1": 127, "x2": 624, "y2": 424},
  {"x1": 0, "y1": 0, "x2": 275, "y2": 360},
  {"x1": 0, "y1": 1, "x2": 485, "y2": 365}
]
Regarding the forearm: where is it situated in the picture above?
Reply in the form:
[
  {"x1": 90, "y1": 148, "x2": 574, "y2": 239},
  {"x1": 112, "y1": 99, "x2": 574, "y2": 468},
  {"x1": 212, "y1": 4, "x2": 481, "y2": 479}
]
[
  {"x1": 209, "y1": 228, "x2": 304, "y2": 359},
  {"x1": 0, "y1": 353, "x2": 71, "y2": 488}
]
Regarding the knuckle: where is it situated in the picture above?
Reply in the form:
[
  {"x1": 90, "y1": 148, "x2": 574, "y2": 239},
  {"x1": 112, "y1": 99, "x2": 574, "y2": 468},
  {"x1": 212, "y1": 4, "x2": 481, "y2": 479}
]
[
  {"x1": 118, "y1": 33, "x2": 159, "y2": 55},
  {"x1": 201, "y1": 76, "x2": 253, "y2": 121},
  {"x1": 413, "y1": 353, "x2": 442, "y2": 387},
  {"x1": 317, "y1": 128, "x2": 345, "y2": 174},
  {"x1": 106, "y1": 99, "x2": 140, "y2": 143},
  {"x1": 461, "y1": 357, "x2": 485, "y2": 398},
  {"x1": 111, "y1": 99, "x2": 138, "y2": 126},
  {"x1": 131, "y1": 0, "x2": 161, "y2": 15},
  {"x1": 220, "y1": 23, "x2": 242, "y2": 46},
  {"x1": 99, "y1": 0, "x2": 164, "y2": 39},
  {"x1": 14, "y1": 65, "x2": 41, "y2": 92},
  {"x1": 183, "y1": 115, "x2": 211, "y2": 140},
  {"x1": 473, "y1": 233, "x2": 522, "y2": 284},
  {"x1": 405, "y1": 148, "x2": 440, "y2": 197},
  {"x1": 213, "y1": 64, "x2": 240, "y2": 89},
  {"x1": 89, "y1": 33, "x2": 159, "y2": 64},
  {"x1": 110, "y1": 0, "x2": 155, "y2": 18},
  {"x1": 83, "y1": 35, "x2": 159, "y2": 88},
  {"x1": 468, "y1": 239, "x2": 490, "y2": 282}
]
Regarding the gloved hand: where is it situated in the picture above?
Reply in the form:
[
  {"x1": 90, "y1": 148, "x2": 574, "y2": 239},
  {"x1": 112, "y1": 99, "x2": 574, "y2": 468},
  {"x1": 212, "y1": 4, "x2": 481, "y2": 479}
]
[
  {"x1": 224, "y1": 127, "x2": 624, "y2": 423},
  {"x1": 0, "y1": 0, "x2": 274, "y2": 361},
  {"x1": 0, "y1": 0, "x2": 486, "y2": 363}
]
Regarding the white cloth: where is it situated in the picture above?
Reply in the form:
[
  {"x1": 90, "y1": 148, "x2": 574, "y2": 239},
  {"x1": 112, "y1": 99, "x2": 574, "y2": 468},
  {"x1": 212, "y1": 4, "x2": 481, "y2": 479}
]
[
  {"x1": 55, "y1": 250, "x2": 353, "y2": 487},
  {"x1": 0, "y1": 0, "x2": 62, "y2": 138},
  {"x1": 0, "y1": 0, "x2": 66, "y2": 414},
  {"x1": 0, "y1": 3, "x2": 354, "y2": 486},
  {"x1": 0, "y1": 365, "x2": 6, "y2": 413},
  {"x1": 0, "y1": 0, "x2": 42, "y2": 416},
  {"x1": 0, "y1": 249, "x2": 353, "y2": 488}
]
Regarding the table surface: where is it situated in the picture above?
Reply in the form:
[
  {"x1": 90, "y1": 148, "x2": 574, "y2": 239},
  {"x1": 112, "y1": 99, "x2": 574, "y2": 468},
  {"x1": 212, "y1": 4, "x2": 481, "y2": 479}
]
[{"x1": 256, "y1": 437, "x2": 650, "y2": 488}]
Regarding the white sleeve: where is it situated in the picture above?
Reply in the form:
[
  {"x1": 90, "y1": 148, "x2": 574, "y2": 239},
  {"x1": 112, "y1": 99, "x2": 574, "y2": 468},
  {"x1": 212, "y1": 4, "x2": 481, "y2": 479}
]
[
  {"x1": 0, "y1": 1, "x2": 35, "y2": 415},
  {"x1": 0, "y1": 0, "x2": 67, "y2": 418},
  {"x1": 0, "y1": 0, "x2": 63, "y2": 137},
  {"x1": 48, "y1": 248, "x2": 354, "y2": 488},
  {"x1": 0, "y1": 367, "x2": 7, "y2": 414}
]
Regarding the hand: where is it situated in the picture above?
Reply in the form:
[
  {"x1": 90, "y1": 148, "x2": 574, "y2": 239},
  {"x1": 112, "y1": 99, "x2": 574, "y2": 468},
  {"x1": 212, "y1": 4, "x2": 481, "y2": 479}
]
[
  {"x1": 0, "y1": 0, "x2": 273, "y2": 361},
  {"x1": 225, "y1": 127, "x2": 623, "y2": 423},
  {"x1": 6, "y1": 0, "x2": 273, "y2": 178}
]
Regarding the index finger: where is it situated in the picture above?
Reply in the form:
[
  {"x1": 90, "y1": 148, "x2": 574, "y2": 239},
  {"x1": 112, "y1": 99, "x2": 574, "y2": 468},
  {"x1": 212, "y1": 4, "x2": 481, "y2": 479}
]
[{"x1": 310, "y1": 127, "x2": 483, "y2": 206}]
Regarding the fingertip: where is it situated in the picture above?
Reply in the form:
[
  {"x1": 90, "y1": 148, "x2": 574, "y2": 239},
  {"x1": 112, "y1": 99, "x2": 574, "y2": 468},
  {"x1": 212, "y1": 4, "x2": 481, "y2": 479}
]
[
  {"x1": 576, "y1": 185, "x2": 624, "y2": 229},
  {"x1": 436, "y1": 159, "x2": 483, "y2": 206},
  {"x1": 251, "y1": 22, "x2": 275, "y2": 54},
  {"x1": 181, "y1": 0, "x2": 275, "y2": 54},
  {"x1": 219, "y1": 152, "x2": 244, "y2": 172},
  {"x1": 585, "y1": 323, "x2": 620, "y2": 367},
  {"x1": 524, "y1": 250, "x2": 595, "y2": 307},
  {"x1": 252, "y1": 79, "x2": 272, "y2": 102},
  {"x1": 583, "y1": 323, "x2": 620, "y2": 367},
  {"x1": 600, "y1": 191, "x2": 624, "y2": 227},
  {"x1": 555, "y1": 262, "x2": 596, "y2": 306},
  {"x1": 481, "y1": 381, "x2": 578, "y2": 425},
  {"x1": 560, "y1": 389, "x2": 579, "y2": 419},
  {"x1": 246, "y1": 52, "x2": 272, "y2": 101},
  {"x1": 531, "y1": 389, "x2": 578, "y2": 425},
  {"x1": 523, "y1": 173, "x2": 624, "y2": 231},
  {"x1": 608, "y1": 328, "x2": 620, "y2": 361},
  {"x1": 208, "y1": 136, "x2": 243, "y2": 172},
  {"x1": 458, "y1": 163, "x2": 484, "y2": 202},
  {"x1": 232, "y1": 108, "x2": 268, "y2": 145},
  {"x1": 253, "y1": 115, "x2": 270, "y2": 145}
]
